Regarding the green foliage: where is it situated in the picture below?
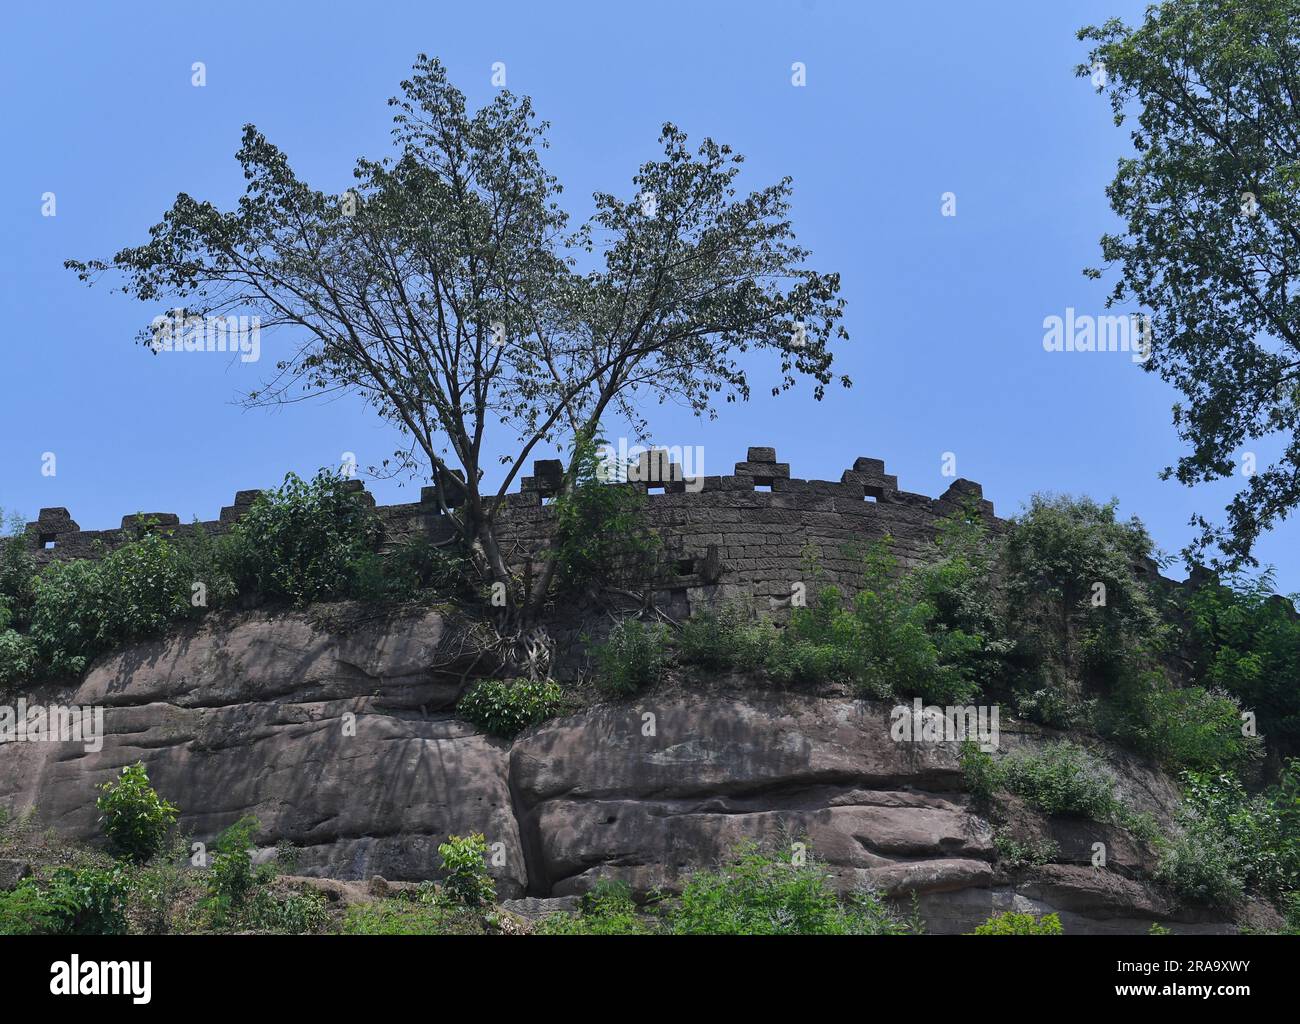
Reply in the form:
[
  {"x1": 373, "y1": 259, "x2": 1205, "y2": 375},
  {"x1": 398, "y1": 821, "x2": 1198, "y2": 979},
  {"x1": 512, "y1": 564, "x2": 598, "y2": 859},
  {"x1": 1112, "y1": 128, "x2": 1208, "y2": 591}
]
[
  {"x1": 1186, "y1": 569, "x2": 1300, "y2": 759},
  {"x1": 997, "y1": 742, "x2": 1124, "y2": 821},
  {"x1": 591, "y1": 617, "x2": 669, "y2": 695},
  {"x1": 435, "y1": 833, "x2": 496, "y2": 909},
  {"x1": 1166, "y1": 768, "x2": 1300, "y2": 901},
  {"x1": 342, "y1": 899, "x2": 487, "y2": 935},
  {"x1": 1078, "y1": 0, "x2": 1300, "y2": 566},
  {"x1": 964, "y1": 741, "x2": 1141, "y2": 831},
  {"x1": 0, "y1": 630, "x2": 38, "y2": 686},
  {"x1": 223, "y1": 471, "x2": 382, "y2": 607},
  {"x1": 1108, "y1": 680, "x2": 1259, "y2": 774},
  {"x1": 0, "y1": 880, "x2": 63, "y2": 935},
  {"x1": 457, "y1": 677, "x2": 564, "y2": 738},
  {"x1": 28, "y1": 526, "x2": 199, "y2": 677},
  {"x1": 669, "y1": 841, "x2": 911, "y2": 936},
  {"x1": 1155, "y1": 820, "x2": 1245, "y2": 909},
  {"x1": 535, "y1": 880, "x2": 657, "y2": 935},
  {"x1": 767, "y1": 540, "x2": 983, "y2": 704},
  {"x1": 0, "y1": 511, "x2": 36, "y2": 632},
  {"x1": 96, "y1": 762, "x2": 179, "y2": 864},
  {"x1": 44, "y1": 865, "x2": 131, "y2": 935},
  {"x1": 247, "y1": 888, "x2": 330, "y2": 934},
  {"x1": 1004, "y1": 494, "x2": 1166, "y2": 695},
  {"x1": 972, "y1": 911, "x2": 1063, "y2": 935},
  {"x1": 204, "y1": 817, "x2": 265, "y2": 925},
  {"x1": 993, "y1": 832, "x2": 1060, "y2": 870},
  {"x1": 550, "y1": 432, "x2": 659, "y2": 595},
  {"x1": 677, "y1": 603, "x2": 775, "y2": 671}
]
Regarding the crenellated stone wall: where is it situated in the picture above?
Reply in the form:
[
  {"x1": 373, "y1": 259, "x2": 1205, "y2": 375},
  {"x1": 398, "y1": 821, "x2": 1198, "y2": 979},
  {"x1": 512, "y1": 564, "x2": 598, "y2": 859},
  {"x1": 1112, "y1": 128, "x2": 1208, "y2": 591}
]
[{"x1": 22, "y1": 447, "x2": 1000, "y2": 619}]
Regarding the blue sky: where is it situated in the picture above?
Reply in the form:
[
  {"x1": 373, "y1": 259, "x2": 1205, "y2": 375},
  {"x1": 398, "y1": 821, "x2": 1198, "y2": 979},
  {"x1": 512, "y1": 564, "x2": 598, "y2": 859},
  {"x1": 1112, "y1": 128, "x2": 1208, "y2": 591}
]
[{"x1": 1, "y1": 0, "x2": 1294, "y2": 589}]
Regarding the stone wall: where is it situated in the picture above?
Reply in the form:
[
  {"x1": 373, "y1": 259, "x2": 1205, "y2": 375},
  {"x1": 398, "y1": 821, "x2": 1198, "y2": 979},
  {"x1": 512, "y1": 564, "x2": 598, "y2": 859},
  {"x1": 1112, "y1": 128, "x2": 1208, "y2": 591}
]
[{"x1": 22, "y1": 446, "x2": 999, "y2": 619}]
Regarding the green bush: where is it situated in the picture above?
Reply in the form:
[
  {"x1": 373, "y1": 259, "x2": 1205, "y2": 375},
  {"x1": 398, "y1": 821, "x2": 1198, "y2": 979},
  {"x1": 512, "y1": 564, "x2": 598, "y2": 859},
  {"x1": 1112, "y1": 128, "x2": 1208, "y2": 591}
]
[
  {"x1": 1173, "y1": 769, "x2": 1299, "y2": 899},
  {"x1": 248, "y1": 888, "x2": 330, "y2": 934},
  {"x1": 204, "y1": 816, "x2": 264, "y2": 925},
  {"x1": 0, "y1": 880, "x2": 62, "y2": 935},
  {"x1": 1004, "y1": 494, "x2": 1167, "y2": 697},
  {"x1": 96, "y1": 762, "x2": 179, "y2": 863},
  {"x1": 222, "y1": 471, "x2": 382, "y2": 607},
  {"x1": 0, "y1": 630, "x2": 38, "y2": 686},
  {"x1": 1155, "y1": 820, "x2": 1245, "y2": 909},
  {"x1": 435, "y1": 833, "x2": 496, "y2": 909},
  {"x1": 1110, "y1": 682, "x2": 1259, "y2": 774},
  {"x1": 996, "y1": 742, "x2": 1124, "y2": 821},
  {"x1": 669, "y1": 841, "x2": 911, "y2": 936},
  {"x1": 677, "y1": 603, "x2": 775, "y2": 671},
  {"x1": 972, "y1": 911, "x2": 1063, "y2": 935},
  {"x1": 1185, "y1": 569, "x2": 1300, "y2": 760},
  {"x1": 766, "y1": 541, "x2": 983, "y2": 704},
  {"x1": 0, "y1": 511, "x2": 36, "y2": 630},
  {"x1": 962, "y1": 741, "x2": 1136, "y2": 828},
  {"x1": 591, "y1": 618, "x2": 669, "y2": 695},
  {"x1": 44, "y1": 865, "x2": 131, "y2": 935},
  {"x1": 457, "y1": 677, "x2": 564, "y2": 738},
  {"x1": 535, "y1": 880, "x2": 657, "y2": 935},
  {"x1": 343, "y1": 899, "x2": 486, "y2": 935}
]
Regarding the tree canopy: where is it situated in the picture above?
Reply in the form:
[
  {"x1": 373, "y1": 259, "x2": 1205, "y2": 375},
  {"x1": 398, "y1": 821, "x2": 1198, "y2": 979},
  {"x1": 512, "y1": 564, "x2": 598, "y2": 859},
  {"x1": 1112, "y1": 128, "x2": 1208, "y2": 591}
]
[{"x1": 1078, "y1": 0, "x2": 1300, "y2": 569}]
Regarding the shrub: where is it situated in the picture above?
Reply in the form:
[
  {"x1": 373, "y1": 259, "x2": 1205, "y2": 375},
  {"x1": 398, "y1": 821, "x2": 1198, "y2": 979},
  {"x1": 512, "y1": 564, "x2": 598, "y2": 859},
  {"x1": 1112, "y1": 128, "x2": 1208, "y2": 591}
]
[
  {"x1": 1171, "y1": 769, "x2": 1299, "y2": 899},
  {"x1": 204, "y1": 817, "x2": 264, "y2": 925},
  {"x1": 1155, "y1": 820, "x2": 1245, "y2": 909},
  {"x1": 669, "y1": 841, "x2": 910, "y2": 936},
  {"x1": 343, "y1": 899, "x2": 486, "y2": 935},
  {"x1": 677, "y1": 603, "x2": 775, "y2": 671},
  {"x1": 591, "y1": 618, "x2": 669, "y2": 695},
  {"x1": 436, "y1": 833, "x2": 496, "y2": 909},
  {"x1": 1185, "y1": 569, "x2": 1300, "y2": 760},
  {"x1": 1004, "y1": 494, "x2": 1167, "y2": 694},
  {"x1": 222, "y1": 471, "x2": 382, "y2": 606},
  {"x1": 0, "y1": 630, "x2": 38, "y2": 686},
  {"x1": 96, "y1": 762, "x2": 179, "y2": 863},
  {"x1": 0, "y1": 511, "x2": 36, "y2": 630},
  {"x1": 28, "y1": 528, "x2": 197, "y2": 676},
  {"x1": 535, "y1": 880, "x2": 656, "y2": 935},
  {"x1": 1110, "y1": 682, "x2": 1260, "y2": 774},
  {"x1": 457, "y1": 677, "x2": 564, "y2": 738},
  {"x1": 44, "y1": 865, "x2": 131, "y2": 935},
  {"x1": 996, "y1": 742, "x2": 1123, "y2": 821},
  {"x1": 766, "y1": 541, "x2": 983, "y2": 704},
  {"x1": 972, "y1": 911, "x2": 1063, "y2": 935},
  {"x1": 28, "y1": 557, "x2": 107, "y2": 676},
  {"x1": 993, "y1": 832, "x2": 1060, "y2": 870},
  {"x1": 0, "y1": 880, "x2": 61, "y2": 935},
  {"x1": 248, "y1": 888, "x2": 330, "y2": 934}
]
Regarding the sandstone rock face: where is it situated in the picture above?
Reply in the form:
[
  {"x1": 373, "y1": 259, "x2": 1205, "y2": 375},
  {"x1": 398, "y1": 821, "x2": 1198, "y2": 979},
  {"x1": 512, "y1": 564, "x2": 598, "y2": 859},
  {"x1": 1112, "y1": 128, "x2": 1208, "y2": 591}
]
[
  {"x1": 0, "y1": 612, "x2": 1243, "y2": 932},
  {"x1": 0, "y1": 609, "x2": 526, "y2": 896}
]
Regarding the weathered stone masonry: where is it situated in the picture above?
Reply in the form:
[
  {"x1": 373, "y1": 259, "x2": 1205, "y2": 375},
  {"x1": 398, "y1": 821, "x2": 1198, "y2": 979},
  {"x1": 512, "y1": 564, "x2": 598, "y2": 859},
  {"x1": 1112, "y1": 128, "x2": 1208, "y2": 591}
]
[{"x1": 23, "y1": 447, "x2": 998, "y2": 618}]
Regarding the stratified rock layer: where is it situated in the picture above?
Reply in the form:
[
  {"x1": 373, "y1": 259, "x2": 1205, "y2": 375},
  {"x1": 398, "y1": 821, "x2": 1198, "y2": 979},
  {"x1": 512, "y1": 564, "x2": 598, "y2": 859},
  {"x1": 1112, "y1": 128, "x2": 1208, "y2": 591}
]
[{"x1": 0, "y1": 611, "x2": 1248, "y2": 932}]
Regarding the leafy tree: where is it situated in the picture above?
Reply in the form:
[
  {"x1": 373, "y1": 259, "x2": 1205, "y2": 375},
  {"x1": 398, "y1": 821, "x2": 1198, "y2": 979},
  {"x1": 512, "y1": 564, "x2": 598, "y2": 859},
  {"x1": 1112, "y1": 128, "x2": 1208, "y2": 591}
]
[
  {"x1": 1079, "y1": 0, "x2": 1300, "y2": 567},
  {"x1": 68, "y1": 55, "x2": 849, "y2": 624}
]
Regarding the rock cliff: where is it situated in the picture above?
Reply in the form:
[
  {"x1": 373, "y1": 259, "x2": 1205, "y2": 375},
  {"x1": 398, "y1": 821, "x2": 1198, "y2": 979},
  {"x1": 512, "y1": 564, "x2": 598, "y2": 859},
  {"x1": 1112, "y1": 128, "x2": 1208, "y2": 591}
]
[{"x1": 0, "y1": 607, "x2": 1266, "y2": 934}]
